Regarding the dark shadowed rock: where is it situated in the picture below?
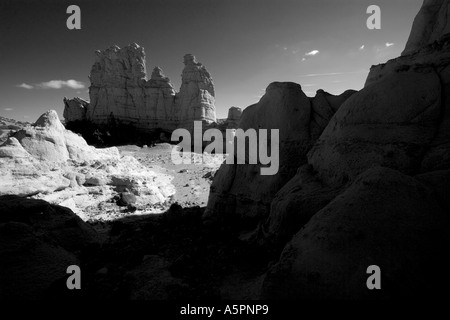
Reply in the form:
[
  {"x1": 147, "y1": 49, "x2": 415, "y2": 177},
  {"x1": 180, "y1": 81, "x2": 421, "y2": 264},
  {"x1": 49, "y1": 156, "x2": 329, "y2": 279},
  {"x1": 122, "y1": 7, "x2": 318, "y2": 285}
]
[
  {"x1": 0, "y1": 195, "x2": 100, "y2": 251},
  {"x1": 402, "y1": 0, "x2": 450, "y2": 56},
  {"x1": 263, "y1": 164, "x2": 342, "y2": 245},
  {"x1": 415, "y1": 169, "x2": 450, "y2": 212},
  {"x1": 0, "y1": 222, "x2": 79, "y2": 300},
  {"x1": 262, "y1": 167, "x2": 450, "y2": 299},
  {"x1": 123, "y1": 255, "x2": 185, "y2": 300},
  {"x1": 0, "y1": 195, "x2": 101, "y2": 299},
  {"x1": 308, "y1": 69, "x2": 442, "y2": 186},
  {"x1": 205, "y1": 82, "x2": 311, "y2": 224},
  {"x1": 117, "y1": 192, "x2": 137, "y2": 207},
  {"x1": 205, "y1": 83, "x2": 354, "y2": 228}
]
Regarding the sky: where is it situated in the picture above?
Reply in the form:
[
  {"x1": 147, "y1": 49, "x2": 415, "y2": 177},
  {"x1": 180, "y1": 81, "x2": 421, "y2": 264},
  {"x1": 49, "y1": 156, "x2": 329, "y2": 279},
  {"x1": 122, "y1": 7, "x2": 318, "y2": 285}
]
[{"x1": 0, "y1": 0, "x2": 422, "y2": 121}]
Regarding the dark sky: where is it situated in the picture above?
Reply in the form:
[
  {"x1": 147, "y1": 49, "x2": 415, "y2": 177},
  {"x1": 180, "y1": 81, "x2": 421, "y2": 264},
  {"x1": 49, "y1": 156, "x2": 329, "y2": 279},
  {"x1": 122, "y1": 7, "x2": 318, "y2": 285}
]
[{"x1": 0, "y1": 0, "x2": 422, "y2": 121}]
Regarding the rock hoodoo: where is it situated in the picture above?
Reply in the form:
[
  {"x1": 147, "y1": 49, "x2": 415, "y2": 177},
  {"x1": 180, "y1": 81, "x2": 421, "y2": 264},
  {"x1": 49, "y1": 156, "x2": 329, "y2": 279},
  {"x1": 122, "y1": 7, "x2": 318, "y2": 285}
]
[{"x1": 65, "y1": 44, "x2": 238, "y2": 138}]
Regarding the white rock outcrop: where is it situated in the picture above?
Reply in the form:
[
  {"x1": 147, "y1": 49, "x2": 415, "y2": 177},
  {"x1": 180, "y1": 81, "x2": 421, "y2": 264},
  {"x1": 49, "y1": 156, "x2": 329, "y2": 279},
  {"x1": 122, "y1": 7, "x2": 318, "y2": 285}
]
[
  {"x1": 66, "y1": 44, "x2": 221, "y2": 134},
  {"x1": 0, "y1": 110, "x2": 176, "y2": 218}
]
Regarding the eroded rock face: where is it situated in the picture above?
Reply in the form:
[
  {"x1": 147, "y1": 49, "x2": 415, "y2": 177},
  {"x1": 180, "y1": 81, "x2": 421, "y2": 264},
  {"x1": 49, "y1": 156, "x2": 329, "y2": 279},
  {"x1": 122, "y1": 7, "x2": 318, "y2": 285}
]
[
  {"x1": 0, "y1": 111, "x2": 176, "y2": 217},
  {"x1": 177, "y1": 54, "x2": 216, "y2": 131},
  {"x1": 402, "y1": 0, "x2": 450, "y2": 56},
  {"x1": 204, "y1": 84, "x2": 354, "y2": 224},
  {"x1": 67, "y1": 44, "x2": 218, "y2": 135},
  {"x1": 12, "y1": 110, "x2": 119, "y2": 163},
  {"x1": 63, "y1": 97, "x2": 88, "y2": 122},
  {"x1": 257, "y1": 1, "x2": 450, "y2": 300},
  {"x1": 261, "y1": 167, "x2": 450, "y2": 299},
  {"x1": 309, "y1": 69, "x2": 442, "y2": 186}
]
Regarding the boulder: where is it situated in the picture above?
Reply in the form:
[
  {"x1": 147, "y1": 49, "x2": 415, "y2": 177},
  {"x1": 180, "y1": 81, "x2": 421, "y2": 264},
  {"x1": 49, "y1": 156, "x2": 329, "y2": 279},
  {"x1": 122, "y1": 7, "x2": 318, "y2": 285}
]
[
  {"x1": 0, "y1": 195, "x2": 100, "y2": 251},
  {"x1": 0, "y1": 195, "x2": 101, "y2": 299},
  {"x1": 262, "y1": 167, "x2": 450, "y2": 299},
  {"x1": 0, "y1": 222, "x2": 79, "y2": 300},
  {"x1": 63, "y1": 97, "x2": 88, "y2": 122}
]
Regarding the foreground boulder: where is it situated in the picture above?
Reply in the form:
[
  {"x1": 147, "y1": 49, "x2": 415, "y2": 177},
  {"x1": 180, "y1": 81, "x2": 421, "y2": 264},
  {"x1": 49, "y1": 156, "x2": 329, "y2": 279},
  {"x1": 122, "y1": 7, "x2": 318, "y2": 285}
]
[
  {"x1": 262, "y1": 167, "x2": 450, "y2": 299},
  {"x1": 0, "y1": 195, "x2": 100, "y2": 299}
]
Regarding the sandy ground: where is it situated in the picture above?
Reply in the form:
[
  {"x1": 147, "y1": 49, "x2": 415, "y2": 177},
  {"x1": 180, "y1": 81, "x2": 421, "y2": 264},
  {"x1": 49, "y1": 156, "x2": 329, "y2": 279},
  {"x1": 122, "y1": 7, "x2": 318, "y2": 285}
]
[{"x1": 117, "y1": 143, "x2": 226, "y2": 208}]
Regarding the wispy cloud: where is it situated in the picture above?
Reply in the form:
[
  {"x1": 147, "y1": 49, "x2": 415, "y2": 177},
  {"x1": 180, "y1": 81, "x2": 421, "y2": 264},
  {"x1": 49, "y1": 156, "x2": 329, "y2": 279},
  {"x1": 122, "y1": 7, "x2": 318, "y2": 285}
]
[
  {"x1": 38, "y1": 80, "x2": 85, "y2": 89},
  {"x1": 4, "y1": 108, "x2": 13, "y2": 111},
  {"x1": 305, "y1": 50, "x2": 320, "y2": 56},
  {"x1": 385, "y1": 42, "x2": 395, "y2": 47},
  {"x1": 359, "y1": 45, "x2": 365, "y2": 50},
  {"x1": 17, "y1": 83, "x2": 34, "y2": 89},
  {"x1": 299, "y1": 70, "x2": 367, "y2": 77},
  {"x1": 16, "y1": 80, "x2": 85, "y2": 90}
]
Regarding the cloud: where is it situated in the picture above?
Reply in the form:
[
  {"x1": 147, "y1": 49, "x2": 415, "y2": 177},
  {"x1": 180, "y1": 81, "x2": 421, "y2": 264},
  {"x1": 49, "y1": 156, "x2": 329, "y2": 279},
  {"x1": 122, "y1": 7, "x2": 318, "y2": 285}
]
[
  {"x1": 299, "y1": 70, "x2": 367, "y2": 77},
  {"x1": 17, "y1": 83, "x2": 34, "y2": 89},
  {"x1": 305, "y1": 50, "x2": 320, "y2": 56},
  {"x1": 385, "y1": 42, "x2": 395, "y2": 47},
  {"x1": 301, "y1": 58, "x2": 307, "y2": 62},
  {"x1": 38, "y1": 79, "x2": 85, "y2": 89},
  {"x1": 359, "y1": 45, "x2": 365, "y2": 50},
  {"x1": 4, "y1": 108, "x2": 13, "y2": 111},
  {"x1": 16, "y1": 80, "x2": 86, "y2": 90}
]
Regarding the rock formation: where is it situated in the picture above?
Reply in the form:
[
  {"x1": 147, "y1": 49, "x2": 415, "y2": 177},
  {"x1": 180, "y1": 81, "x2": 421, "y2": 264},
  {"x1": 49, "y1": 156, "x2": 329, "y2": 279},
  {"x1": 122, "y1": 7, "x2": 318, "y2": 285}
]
[
  {"x1": 205, "y1": 0, "x2": 450, "y2": 299},
  {"x1": 226, "y1": 107, "x2": 242, "y2": 129},
  {"x1": 64, "y1": 44, "x2": 237, "y2": 138},
  {"x1": 0, "y1": 110, "x2": 176, "y2": 218},
  {"x1": 63, "y1": 97, "x2": 89, "y2": 122},
  {"x1": 402, "y1": 0, "x2": 450, "y2": 55},
  {"x1": 204, "y1": 86, "x2": 356, "y2": 225},
  {"x1": 262, "y1": 167, "x2": 450, "y2": 299}
]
